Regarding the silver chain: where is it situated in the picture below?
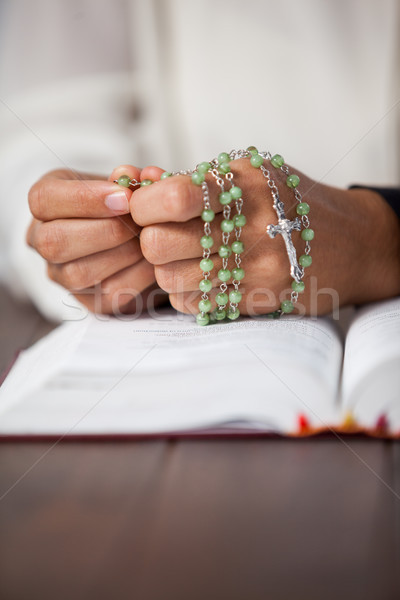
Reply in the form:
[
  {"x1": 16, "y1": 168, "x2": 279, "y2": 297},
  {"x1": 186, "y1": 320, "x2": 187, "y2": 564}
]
[
  {"x1": 210, "y1": 169, "x2": 230, "y2": 314},
  {"x1": 200, "y1": 180, "x2": 212, "y2": 308}
]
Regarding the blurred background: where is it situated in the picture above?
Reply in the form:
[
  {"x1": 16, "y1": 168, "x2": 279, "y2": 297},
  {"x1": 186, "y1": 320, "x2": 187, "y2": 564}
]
[{"x1": 0, "y1": 0, "x2": 399, "y2": 319}]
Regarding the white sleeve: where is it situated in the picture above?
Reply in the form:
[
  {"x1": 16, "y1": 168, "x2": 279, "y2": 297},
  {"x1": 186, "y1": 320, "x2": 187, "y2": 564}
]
[{"x1": 0, "y1": 0, "x2": 143, "y2": 321}]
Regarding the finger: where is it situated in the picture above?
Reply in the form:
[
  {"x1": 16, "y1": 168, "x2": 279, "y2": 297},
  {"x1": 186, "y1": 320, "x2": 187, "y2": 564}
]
[
  {"x1": 74, "y1": 259, "x2": 156, "y2": 314},
  {"x1": 154, "y1": 246, "x2": 289, "y2": 294},
  {"x1": 154, "y1": 254, "x2": 248, "y2": 293},
  {"x1": 26, "y1": 218, "x2": 40, "y2": 247},
  {"x1": 28, "y1": 215, "x2": 138, "y2": 263},
  {"x1": 29, "y1": 176, "x2": 133, "y2": 221},
  {"x1": 108, "y1": 164, "x2": 142, "y2": 188},
  {"x1": 140, "y1": 213, "x2": 230, "y2": 265},
  {"x1": 130, "y1": 158, "x2": 262, "y2": 227},
  {"x1": 47, "y1": 238, "x2": 142, "y2": 291},
  {"x1": 140, "y1": 165, "x2": 165, "y2": 183},
  {"x1": 130, "y1": 172, "x2": 224, "y2": 226}
]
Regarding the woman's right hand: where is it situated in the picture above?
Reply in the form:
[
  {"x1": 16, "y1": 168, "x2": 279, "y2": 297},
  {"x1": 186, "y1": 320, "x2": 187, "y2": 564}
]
[{"x1": 26, "y1": 166, "x2": 160, "y2": 314}]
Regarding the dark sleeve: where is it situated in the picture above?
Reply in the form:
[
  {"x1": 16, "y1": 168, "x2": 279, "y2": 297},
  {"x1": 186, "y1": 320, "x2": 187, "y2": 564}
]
[{"x1": 351, "y1": 186, "x2": 400, "y2": 219}]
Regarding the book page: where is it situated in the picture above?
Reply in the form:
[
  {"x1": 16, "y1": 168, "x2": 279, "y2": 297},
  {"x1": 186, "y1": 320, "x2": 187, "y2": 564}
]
[
  {"x1": 0, "y1": 310, "x2": 343, "y2": 436},
  {"x1": 341, "y1": 298, "x2": 400, "y2": 434}
]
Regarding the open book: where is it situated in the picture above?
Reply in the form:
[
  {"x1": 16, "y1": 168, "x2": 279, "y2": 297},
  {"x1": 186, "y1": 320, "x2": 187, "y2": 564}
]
[{"x1": 0, "y1": 298, "x2": 399, "y2": 438}]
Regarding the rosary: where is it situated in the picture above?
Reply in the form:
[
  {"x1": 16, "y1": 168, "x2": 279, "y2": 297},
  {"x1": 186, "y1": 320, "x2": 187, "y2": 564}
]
[{"x1": 116, "y1": 147, "x2": 314, "y2": 325}]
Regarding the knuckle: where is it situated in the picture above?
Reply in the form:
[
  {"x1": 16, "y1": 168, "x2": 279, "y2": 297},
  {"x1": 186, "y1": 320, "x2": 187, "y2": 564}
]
[
  {"x1": 162, "y1": 181, "x2": 193, "y2": 221},
  {"x1": 74, "y1": 296, "x2": 95, "y2": 312},
  {"x1": 129, "y1": 199, "x2": 142, "y2": 225},
  {"x1": 74, "y1": 286, "x2": 111, "y2": 315},
  {"x1": 106, "y1": 217, "x2": 131, "y2": 246},
  {"x1": 168, "y1": 293, "x2": 195, "y2": 314},
  {"x1": 168, "y1": 293, "x2": 183, "y2": 313},
  {"x1": 99, "y1": 283, "x2": 134, "y2": 315},
  {"x1": 185, "y1": 183, "x2": 201, "y2": 218},
  {"x1": 28, "y1": 170, "x2": 73, "y2": 218},
  {"x1": 28, "y1": 181, "x2": 46, "y2": 219},
  {"x1": 73, "y1": 291, "x2": 98, "y2": 314},
  {"x1": 260, "y1": 250, "x2": 287, "y2": 274},
  {"x1": 154, "y1": 264, "x2": 174, "y2": 293},
  {"x1": 140, "y1": 226, "x2": 164, "y2": 264},
  {"x1": 35, "y1": 222, "x2": 66, "y2": 262},
  {"x1": 168, "y1": 293, "x2": 178, "y2": 310},
  {"x1": 71, "y1": 183, "x2": 88, "y2": 207},
  {"x1": 60, "y1": 261, "x2": 92, "y2": 291}
]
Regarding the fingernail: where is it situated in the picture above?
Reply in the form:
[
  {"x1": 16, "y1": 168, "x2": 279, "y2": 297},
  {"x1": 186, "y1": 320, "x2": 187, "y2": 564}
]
[{"x1": 105, "y1": 191, "x2": 129, "y2": 213}]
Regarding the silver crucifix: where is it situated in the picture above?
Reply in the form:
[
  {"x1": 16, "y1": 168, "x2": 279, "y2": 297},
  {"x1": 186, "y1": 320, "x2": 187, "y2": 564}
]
[{"x1": 267, "y1": 198, "x2": 304, "y2": 282}]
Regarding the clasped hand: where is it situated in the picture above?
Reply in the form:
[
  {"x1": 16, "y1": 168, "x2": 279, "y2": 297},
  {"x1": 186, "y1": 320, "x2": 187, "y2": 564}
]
[{"x1": 27, "y1": 159, "x2": 400, "y2": 316}]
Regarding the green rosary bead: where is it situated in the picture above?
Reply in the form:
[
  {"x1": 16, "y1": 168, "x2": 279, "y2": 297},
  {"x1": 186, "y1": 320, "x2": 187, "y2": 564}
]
[
  {"x1": 216, "y1": 292, "x2": 228, "y2": 306},
  {"x1": 286, "y1": 174, "x2": 300, "y2": 189},
  {"x1": 218, "y1": 268, "x2": 231, "y2": 282},
  {"x1": 233, "y1": 213, "x2": 246, "y2": 227},
  {"x1": 250, "y1": 154, "x2": 263, "y2": 168},
  {"x1": 218, "y1": 244, "x2": 232, "y2": 258},
  {"x1": 218, "y1": 152, "x2": 230, "y2": 164},
  {"x1": 213, "y1": 307, "x2": 226, "y2": 321},
  {"x1": 231, "y1": 240, "x2": 244, "y2": 254},
  {"x1": 247, "y1": 145, "x2": 258, "y2": 156},
  {"x1": 198, "y1": 299, "x2": 212, "y2": 313},
  {"x1": 140, "y1": 179, "x2": 153, "y2": 187},
  {"x1": 201, "y1": 209, "x2": 215, "y2": 222},
  {"x1": 291, "y1": 280, "x2": 305, "y2": 293},
  {"x1": 232, "y1": 267, "x2": 245, "y2": 281},
  {"x1": 227, "y1": 307, "x2": 240, "y2": 320},
  {"x1": 296, "y1": 202, "x2": 310, "y2": 215},
  {"x1": 219, "y1": 191, "x2": 232, "y2": 206},
  {"x1": 199, "y1": 278, "x2": 213, "y2": 293},
  {"x1": 219, "y1": 162, "x2": 231, "y2": 175},
  {"x1": 299, "y1": 254, "x2": 312, "y2": 268},
  {"x1": 192, "y1": 171, "x2": 205, "y2": 186},
  {"x1": 197, "y1": 161, "x2": 211, "y2": 174},
  {"x1": 270, "y1": 154, "x2": 284, "y2": 168},
  {"x1": 200, "y1": 257, "x2": 214, "y2": 272},
  {"x1": 117, "y1": 175, "x2": 131, "y2": 188},
  {"x1": 281, "y1": 300, "x2": 294, "y2": 314},
  {"x1": 196, "y1": 313, "x2": 210, "y2": 326},
  {"x1": 230, "y1": 186, "x2": 242, "y2": 199},
  {"x1": 301, "y1": 228, "x2": 315, "y2": 241},
  {"x1": 160, "y1": 171, "x2": 171, "y2": 180},
  {"x1": 221, "y1": 219, "x2": 234, "y2": 233},
  {"x1": 229, "y1": 289, "x2": 242, "y2": 303},
  {"x1": 200, "y1": 235, "x2": 214, "y2": 249}
]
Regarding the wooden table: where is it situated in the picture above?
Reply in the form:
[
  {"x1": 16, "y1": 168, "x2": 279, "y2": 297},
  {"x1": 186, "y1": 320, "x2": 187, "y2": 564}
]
[{"x1": 0, "y1": 285, "x2": 399, "y2": 600}]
